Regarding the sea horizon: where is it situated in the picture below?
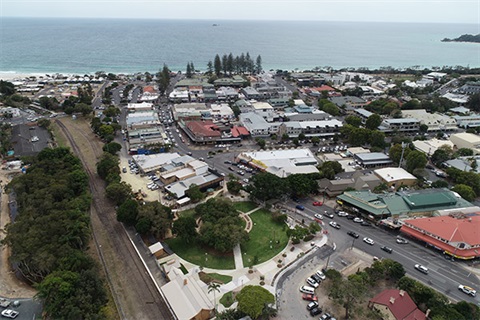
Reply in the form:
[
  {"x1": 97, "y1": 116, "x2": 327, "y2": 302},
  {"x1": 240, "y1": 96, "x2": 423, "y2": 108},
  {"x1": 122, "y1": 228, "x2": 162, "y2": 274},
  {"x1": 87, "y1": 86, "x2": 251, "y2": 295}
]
[{"x1": 1, "y1": 17, "x2": 479, "y2": 76}]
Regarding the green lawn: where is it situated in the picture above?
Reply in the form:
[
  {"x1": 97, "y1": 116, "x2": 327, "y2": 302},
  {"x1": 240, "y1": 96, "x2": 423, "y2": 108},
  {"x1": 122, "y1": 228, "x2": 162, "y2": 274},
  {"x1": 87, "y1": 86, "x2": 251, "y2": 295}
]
[
  {"x1": 177, "y1": 209, "x2": 196, "y2": 219},
  {"x1": 165, "y1": 237, "x2": 235, "y2": 270},
  {"x1": 220, "y1": 291, "x2": 235, "y2": 308},
  {"x1": 207, "y1": 273, "x2": 232, "y2": 284},
  {"x1": 233, "y1": 201, "x2": 259, "y2": 213},
  {"x1": 241, "y1": 209, "x2": 289, "y2": 266}
]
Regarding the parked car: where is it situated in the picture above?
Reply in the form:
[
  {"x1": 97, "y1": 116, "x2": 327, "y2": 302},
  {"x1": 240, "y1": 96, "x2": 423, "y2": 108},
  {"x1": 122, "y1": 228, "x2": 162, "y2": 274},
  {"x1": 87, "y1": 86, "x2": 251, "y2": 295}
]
[
  {"x1": 314, "y1": 213, "x2": 323, "y2": 220},
  {"x1": 311, "y1": 273, "x2": 323, "y2": 283},
  {"x1": 329, "y1": 221, "x2": 341, "y2": 229},
  {"x1": 296, "y1": 204, "x2": 305, "y2": 211},
  {"x1": 337, "y1": 211, "x2": 348, "y2": 217},
  {"x1": 306, "y1": 277, "x2": 319, "y2": 288},
  {"x1": 458, "y1": 285, "x2": 476, "y2": 297},
  {"x1": 346, "y1": 214, "x2": 355, "y2": 220},
  {"x1": 315, "y1": 270, "x2": 326, "y2": 280},
  {"x1": 320, "y1": 313, "x2": 332, "y2": 320},
  {"x1": 414, "y1": 264, "x2": 429, "y2": 274},
  {"x1": 306, "y1": 301, "x2": 319, "y2": 311},
  {"x1": 312, "y1": 201, "x2": 323, "y2": 206},
  {"x1": 310, "y1": 308, "x2": 322, "y2": 316},
  {"x1": 122, "y1": 166, "x2": 127, "y2": 173},
  {"x1": 360, "y1": 221, "x2": 372, "y2": 227},
  {"x1": 363, "y1": 237, "x2": 374, "y2": 245},
  {"x1": 302, "y1": 293, "x2": 318, "y2": 301},
  {"x1": 381, "y1": 246, "x2": 393, "y2": 253},
  {"x1": 353, "y1": 217, "x2": 364, "y2": 223},
  {"x1": 396, "y1": 237, "x2": 409, "y2": 244},
  {"x1": 347, "y1": 231, "x2": 359, "y2": 238},
  {"x1": 1, "y1": 310, "x2": 19, "y2": 319},
  {"x1": 299, "y1": 286, "x2": 315, "y2": 294}
]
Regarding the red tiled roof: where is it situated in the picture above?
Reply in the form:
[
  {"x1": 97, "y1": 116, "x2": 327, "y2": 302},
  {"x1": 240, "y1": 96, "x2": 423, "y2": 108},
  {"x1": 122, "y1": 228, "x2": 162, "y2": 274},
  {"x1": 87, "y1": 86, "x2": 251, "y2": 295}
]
[
  {"x1": 231, "y1": 127, "x2": 239, "y2": 137},
  {"x1": 401, "y1": 215, "x2": 480, "y2": 259},
  {"x1": 235, "y1": 126, "x2": 249, "y2": 135},
  {"x1": 404, "y1": 215, "x2": 480, "y2": 246},
  {"x1": 143, "y1": 86, "x2": 155, "y2": 93},
  {"x1": 312, "y1": 85, "x2": 335, "y2": 91},
  {"x1": 186, "y1": 121, "x2": 221, "y2": 138},
  {"x1": 370, "y1": 289, "x2": 425, "y2": 320}
]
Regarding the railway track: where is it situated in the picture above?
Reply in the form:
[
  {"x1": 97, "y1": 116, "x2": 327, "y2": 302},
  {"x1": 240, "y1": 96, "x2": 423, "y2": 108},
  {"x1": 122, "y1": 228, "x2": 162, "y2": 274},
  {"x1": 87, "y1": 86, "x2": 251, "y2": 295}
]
[{"x1": 56, "y1": 119, "x2": 174, "y2": 320}]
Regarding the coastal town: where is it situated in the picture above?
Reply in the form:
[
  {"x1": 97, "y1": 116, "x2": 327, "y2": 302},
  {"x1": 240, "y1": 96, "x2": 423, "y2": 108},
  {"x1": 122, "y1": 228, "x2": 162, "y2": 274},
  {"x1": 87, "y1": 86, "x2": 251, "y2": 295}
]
[{"x1": 1, "y1": 65, "x2": 480, "y2": 320}]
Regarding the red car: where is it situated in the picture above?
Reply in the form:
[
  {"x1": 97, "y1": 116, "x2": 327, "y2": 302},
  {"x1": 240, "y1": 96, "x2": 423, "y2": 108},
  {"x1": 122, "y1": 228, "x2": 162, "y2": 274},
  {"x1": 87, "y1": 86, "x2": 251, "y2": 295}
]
[
  {"x1": 302, "y1": 294, "x2": 318, "y2": 301},
  {"x1": 312, "y1": 201, "x2": 323, "y2": 206}
]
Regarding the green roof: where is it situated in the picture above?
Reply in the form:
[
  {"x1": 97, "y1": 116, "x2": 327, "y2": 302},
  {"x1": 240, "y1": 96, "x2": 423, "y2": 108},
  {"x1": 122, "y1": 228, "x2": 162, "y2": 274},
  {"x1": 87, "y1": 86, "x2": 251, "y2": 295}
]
[{"x1": 337, "y1": 188, "x2": 474, "y2": 218}]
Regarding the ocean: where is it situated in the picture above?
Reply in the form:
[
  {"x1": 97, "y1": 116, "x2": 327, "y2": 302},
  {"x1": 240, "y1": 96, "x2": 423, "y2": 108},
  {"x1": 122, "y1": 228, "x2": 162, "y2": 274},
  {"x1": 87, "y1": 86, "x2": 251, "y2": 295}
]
[{"x1": 0, "y1": 17, "x2": 479, "y2": 75}]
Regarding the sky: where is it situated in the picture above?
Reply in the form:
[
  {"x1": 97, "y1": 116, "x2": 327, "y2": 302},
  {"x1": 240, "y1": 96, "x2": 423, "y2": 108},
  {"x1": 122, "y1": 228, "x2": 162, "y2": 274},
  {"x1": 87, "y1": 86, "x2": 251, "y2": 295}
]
[{"x1": 1, "y1": 0, "x2": 479, "y2": 24}]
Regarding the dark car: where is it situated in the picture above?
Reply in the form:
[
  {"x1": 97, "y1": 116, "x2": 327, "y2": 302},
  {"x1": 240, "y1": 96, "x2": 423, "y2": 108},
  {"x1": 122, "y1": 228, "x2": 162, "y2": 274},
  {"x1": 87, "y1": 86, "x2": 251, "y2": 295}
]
[
  {"x1": 307, "y1": 301, "x2": 319, "y2": 311},
  {"x1": 311, "y1": 274, "x2": 322, "y2": 283},
  {"x1": 347, "y1": 231, "x2": 359, "y2": 238},
  {"x1": 324, "y1": 212, "x2": 334, "y2": 219},
  {"x1": 296, "y1": 204, "x2": 305, "y2": 211},
  {"x1": 361, "y1": 221, "x2": 372, "y2": 227},
  {"x1": 310, "y1": 307, "x2": 322, "y2": 316},
  {"x1": 346, "y1": 214, "x2": 355, "y2": 220},
  {"x1": 381, "y1": 246, "x2": 393, "y2": 253}
]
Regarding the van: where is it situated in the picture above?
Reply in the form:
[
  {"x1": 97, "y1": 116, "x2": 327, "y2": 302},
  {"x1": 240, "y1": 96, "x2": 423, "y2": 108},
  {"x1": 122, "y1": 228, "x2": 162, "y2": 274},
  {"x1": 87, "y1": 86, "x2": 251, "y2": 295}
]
[{"x1": 299, "y1": 285, "x2": 315, "y2": 294}]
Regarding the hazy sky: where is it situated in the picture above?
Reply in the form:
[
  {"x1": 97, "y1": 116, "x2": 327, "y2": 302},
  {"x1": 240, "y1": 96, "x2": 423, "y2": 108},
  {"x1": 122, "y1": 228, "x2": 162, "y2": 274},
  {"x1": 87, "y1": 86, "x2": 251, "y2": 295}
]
[{"x1": 2, "y1": 0, "x2": 479, "y2": 24}]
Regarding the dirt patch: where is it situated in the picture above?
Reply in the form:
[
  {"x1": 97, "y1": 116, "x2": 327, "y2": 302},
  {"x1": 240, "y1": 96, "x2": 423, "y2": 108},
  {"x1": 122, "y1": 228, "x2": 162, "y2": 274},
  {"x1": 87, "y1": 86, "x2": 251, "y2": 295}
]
[{"x1": 0, "y1": 169, "x2": 37, "y2": 298}]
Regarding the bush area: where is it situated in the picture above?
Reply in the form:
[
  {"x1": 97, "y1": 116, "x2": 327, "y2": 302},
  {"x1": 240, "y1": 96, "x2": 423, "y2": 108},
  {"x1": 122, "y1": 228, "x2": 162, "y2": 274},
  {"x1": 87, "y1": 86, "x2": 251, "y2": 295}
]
[{"x1": 4, "y1": 148, "x2": 107, "y2": 319}]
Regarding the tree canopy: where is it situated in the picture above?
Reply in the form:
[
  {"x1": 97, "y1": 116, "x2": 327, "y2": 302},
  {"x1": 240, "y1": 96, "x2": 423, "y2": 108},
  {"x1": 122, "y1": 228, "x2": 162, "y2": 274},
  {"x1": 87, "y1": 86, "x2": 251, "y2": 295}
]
[
  {"x1": 236, "y1": 285, "x2": 275, "y2": 319},
  {"x1": 3, "y1": 147, "x2": 107, "y2": 318},
  {"x1": 196, "y1": 199, "x2": 248, "y2": 252}
]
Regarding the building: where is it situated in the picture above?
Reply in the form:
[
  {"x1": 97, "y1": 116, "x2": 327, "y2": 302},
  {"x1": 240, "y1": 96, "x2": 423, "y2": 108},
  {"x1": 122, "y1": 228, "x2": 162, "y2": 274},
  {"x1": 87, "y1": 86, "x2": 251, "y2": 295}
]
[
  {"x1": 237, "y1": 148, "x2": 319, "y2": 177},
  {"x1": 453, "y1": 114, "x2": 480, "y2": 128},
  {"x1": 402, "y1": 109, "x2": 457, "y2": 132},
  {"x1": 161, "y1": 268, "x2": 214, "y2": 320},
  {"x1": 450, "y1": 132, "x2": 480, "y2": 154},
  {"x1": 353, "y1": 152, "x2": 393, "y2": 168},
  {"x1": 401, "y1": 213, "x2": 480, "y2": 259},
  {"x1": 329, "y1": 96, "x2": 366, "y2": 109},
  {"x1": 380, "y1": 118, "x2": 420, "y2": 133},
  {"x1": 368, "y1": 289, "x2": 426, "y2": 320},
  {"x1": 444, "y1": 156, "x2": 480, "y2": 173},
  {"x1": 459, "y1": 81, "x2": 480, "y2": 95},
  {"x1": 278, "y1": 119, "x2": 343, "y2": 138},
  {"x1": 240, "y1": 87, "x2": 261, "y2": 100},
  {"x1": 126, "y1": 102, "x2": 154, "y2": 113},
  {"x1": 172, "y1": 103, "x2": 210, "y2": 121},
  {"x1": 354, "y1": 108, "x2": 373, "y2": 123},
  {"x1": 183, "y1": 120, "x2": 221, "y2": 144},
  {"x1": 125, "y1": 111, "x2": 160, "y2": 129},
  {"x1": 132, "y1": 153, "x2": 184, "y2": 174},
  {"x1": 319, "y1": 171, "x2": 381, "y2": 197},
  {"x1": 412, "y1": 138, "x2": 454, "y2": 156},
  {"x1": 239, "y1": 112, "x2": 275, "y2": 137},
  {"x1": 374, "y1": 168, "x2": 417, "y2": 191},
  {"x1": 336, "y1": 188, "x2": 474, "y2": 221},
  {"x1": 165, "y1": 169, "x2": 224, "y2": 199}
]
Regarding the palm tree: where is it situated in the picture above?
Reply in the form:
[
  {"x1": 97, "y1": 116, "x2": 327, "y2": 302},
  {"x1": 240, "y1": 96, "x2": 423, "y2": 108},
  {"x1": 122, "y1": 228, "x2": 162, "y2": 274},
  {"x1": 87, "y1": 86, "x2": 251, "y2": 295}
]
[{"x1": 208, "y1": 282, "x2": 221, "y2": 315}]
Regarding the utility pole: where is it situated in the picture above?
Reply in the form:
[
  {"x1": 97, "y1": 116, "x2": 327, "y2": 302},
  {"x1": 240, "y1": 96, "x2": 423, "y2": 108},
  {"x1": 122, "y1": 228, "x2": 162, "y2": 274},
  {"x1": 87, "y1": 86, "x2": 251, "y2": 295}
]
[{"x1": 398, "y1": 142, "x2": 407, "y2": 168}]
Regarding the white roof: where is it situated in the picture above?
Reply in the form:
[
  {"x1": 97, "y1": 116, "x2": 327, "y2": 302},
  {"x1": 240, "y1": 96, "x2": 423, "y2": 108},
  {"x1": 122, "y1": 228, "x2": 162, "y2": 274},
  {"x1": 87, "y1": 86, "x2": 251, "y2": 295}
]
[
  {"x1": 374, "y1": 167, "x2": 417, "y2": 182},
  {"x1": 412, "y1": 139, "x2": 454, "y2": 155},
  {"x1": 252, "y1": 101, "x2": 274, "y2": 110},
  {"x1": 133, "y1": 153, "x2": 181, "y2": 172},
  {"x1": 451, "y1": 132, "x2": 480, "y2": 144},
  {"x1": 161, "y1": 273, "x2": 213, "y2": 320},
  {"x1": 148, "y1": 242, "x2": 164, "y2": 254}
]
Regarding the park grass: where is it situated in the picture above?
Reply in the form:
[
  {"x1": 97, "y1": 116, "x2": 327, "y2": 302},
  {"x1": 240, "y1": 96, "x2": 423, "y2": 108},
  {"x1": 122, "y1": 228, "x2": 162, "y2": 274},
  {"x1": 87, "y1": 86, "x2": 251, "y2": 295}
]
[
  {"x1": 198, "y1": 272, "x2": 233, "y2": 285},
  {"x1": 178, "y1": 208, "x2": 196, "y2": 219},
  {"x1": 241, "y1": 208, "x2": 289, "y2": 266},
  {"x1": 165, "y1": 237, "x2": 235, "y2": 270},
  {"x1": 219, "y1": 291, "x2": 235, "y2": 308},
  {"x1": 233, "y1": 201, "x2": 258, "y2": 213}
]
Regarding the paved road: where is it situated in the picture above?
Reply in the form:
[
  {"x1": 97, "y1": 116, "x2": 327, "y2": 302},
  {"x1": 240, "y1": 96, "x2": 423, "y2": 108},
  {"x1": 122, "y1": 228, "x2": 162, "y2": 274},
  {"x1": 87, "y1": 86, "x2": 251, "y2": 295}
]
[{"x1": 284, "y1": 199, "x2": 480, "y2": 304}]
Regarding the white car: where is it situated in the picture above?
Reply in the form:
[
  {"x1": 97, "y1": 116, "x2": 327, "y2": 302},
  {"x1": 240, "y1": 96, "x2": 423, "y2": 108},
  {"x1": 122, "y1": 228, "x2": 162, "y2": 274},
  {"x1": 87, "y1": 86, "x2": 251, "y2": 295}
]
[
  {"x1": 363, "y1": 237, "x2": 374, "y2": 245},
  {"x1": 306, "y1": 277, "x2": 319, "y2": 288},
  {"x1": 353, "y1": 217, "x2": 364, "y2": 223},
  {"x1": 458, "y1": 285, "x2": 476, "y2": 297},
  {"x1": 315, "y1": 270, "x2": 326, "y2": 280},
  {"x1": 1, "y1": 309, "x2": 19, "y2": 319},
  {"x1": 314, "y1": 214, "x2": 323, "y2": 220},
  {"x1": 337, "y1": 211, "x2": 348, "y2": 217},
  {"x1": 396, "y1": 237, "x2": 409, "y2": 244},
  {"x1": 414, "y1": 264, "x2": 429, "y2": 274},
  {"x1": 329, "y1": 221, "x2": 341, "y2": 229}
]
